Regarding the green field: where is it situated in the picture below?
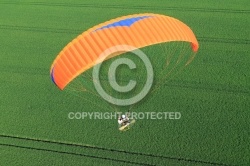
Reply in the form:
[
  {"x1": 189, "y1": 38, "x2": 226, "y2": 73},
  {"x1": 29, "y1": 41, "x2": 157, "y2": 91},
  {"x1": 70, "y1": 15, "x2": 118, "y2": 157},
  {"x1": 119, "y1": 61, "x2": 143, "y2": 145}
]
[{"x1": 0, "y1": 0, "x2": 249, "y2": 165}]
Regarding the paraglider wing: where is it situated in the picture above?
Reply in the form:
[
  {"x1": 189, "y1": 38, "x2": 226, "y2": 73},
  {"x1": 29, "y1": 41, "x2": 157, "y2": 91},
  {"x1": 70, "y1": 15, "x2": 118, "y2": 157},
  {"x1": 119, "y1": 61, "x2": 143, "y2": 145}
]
[{"x1": 50, "y1": 13, "x2": 199, "y2": 90}]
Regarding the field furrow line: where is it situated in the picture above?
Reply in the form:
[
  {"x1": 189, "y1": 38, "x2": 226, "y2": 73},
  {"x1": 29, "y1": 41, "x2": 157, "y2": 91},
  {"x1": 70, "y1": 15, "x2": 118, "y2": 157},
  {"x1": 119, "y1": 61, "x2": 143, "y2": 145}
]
[
  {"x1": 0, "y1": 143, "x2": 155, "y2": 166},
  {"x1": 0, "y1": 134, "x2": 234, "y2": 166},
  {"x1": 0, "y1": 2, "x2": 249, "y2": 13}
]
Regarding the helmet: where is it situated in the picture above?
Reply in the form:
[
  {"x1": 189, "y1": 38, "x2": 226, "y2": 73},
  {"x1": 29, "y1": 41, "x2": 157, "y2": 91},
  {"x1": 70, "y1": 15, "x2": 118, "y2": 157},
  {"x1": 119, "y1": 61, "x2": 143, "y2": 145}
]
[{"x1": 121, "y1": 115, "x2": 126, "y2": 119}]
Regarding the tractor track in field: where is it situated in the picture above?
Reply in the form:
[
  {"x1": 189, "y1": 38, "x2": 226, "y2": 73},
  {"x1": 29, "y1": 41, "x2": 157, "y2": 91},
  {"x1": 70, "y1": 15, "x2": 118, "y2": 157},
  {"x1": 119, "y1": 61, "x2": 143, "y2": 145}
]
[
  {"x1": 0, "y1": 143, "x2": 154, "y2": 166},
  {"x1": 0, "y1": 2, "x2": 249, "y2": 14},
  {"x1": 0, "y1": 134, "x2": 234, "y2": 166},
  {"x1": 198, "y1": 37, "x2": 250, "y2": 45},
  {"x1": 0, "y1": 24, "x2": 250, "y2": 45},
  {"x1": 164, "y1": 80, "x2": 250, "y2": 95},
  {"x1": 0, "y1": 25, "x2": 80, "y2": 34}
]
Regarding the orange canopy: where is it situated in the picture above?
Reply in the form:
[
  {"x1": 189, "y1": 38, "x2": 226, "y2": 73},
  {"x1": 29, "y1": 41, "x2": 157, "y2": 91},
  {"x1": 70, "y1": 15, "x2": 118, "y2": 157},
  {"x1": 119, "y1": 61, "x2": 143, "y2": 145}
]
[{"x1": 50, "y1": 13, "x2": 199, "y2": 90}]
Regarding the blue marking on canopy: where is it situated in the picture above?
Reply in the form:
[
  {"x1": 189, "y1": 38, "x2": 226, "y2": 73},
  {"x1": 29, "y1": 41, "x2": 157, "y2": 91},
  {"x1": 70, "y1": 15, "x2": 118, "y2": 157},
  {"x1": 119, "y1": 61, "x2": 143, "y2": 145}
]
[
  {"x1": 51, "y1": 67, "x2": 56, "y2": 85},
  {"x1": 94, "y1": 15, "x2": 152, "y2": 32}
]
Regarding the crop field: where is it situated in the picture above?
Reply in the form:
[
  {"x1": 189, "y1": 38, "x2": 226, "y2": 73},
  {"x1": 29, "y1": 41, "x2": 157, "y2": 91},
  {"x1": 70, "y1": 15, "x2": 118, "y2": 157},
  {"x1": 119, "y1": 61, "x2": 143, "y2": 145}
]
[{"x1": 0, "y1": 0, "x2": 249, "y2": 166}]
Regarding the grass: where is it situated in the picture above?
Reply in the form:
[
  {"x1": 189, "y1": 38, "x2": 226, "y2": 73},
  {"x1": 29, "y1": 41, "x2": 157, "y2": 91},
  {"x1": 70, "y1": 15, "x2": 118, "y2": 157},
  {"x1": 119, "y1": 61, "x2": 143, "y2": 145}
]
[{"x1": 0, "y1": 0, "x2": 249, "y2": 165}]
